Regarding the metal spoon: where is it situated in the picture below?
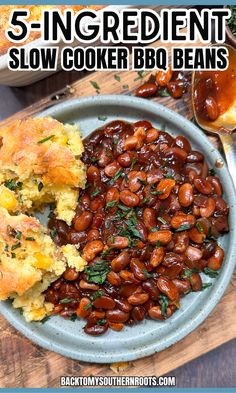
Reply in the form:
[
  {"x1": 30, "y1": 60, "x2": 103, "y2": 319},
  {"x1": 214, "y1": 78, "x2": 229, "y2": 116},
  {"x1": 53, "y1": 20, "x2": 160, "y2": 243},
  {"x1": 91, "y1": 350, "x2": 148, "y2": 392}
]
[{"x1": 192, "y1": 44, "x2": 236, "y2": 189}]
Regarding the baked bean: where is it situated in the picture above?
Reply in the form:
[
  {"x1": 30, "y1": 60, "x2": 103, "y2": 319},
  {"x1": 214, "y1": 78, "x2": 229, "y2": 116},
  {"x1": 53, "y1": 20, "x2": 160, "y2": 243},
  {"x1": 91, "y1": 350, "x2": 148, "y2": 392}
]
[
  {"x1": 142, "y1": 279, "x2": 160, "y2": 300},
  {"x1": 143, "y1": 208, "x2": 157, "y2": 230},
  {"x1": 130, "y1": 258, "x2": 147, "y2": 281},
  {"x1": 44, "y1": 289, "x2": 59, "y2": 304},
  {"x1": 148, "y1": 230, "x2": 172, "y2": 245},
  {"x1": 194, "y1": 178, "x2": 213, "y2": 195},
  {"x1": 104, "y1": 161, "x2": 121, "y2": 178},
  {"x1": 108, "y1": 322, "x2": 124, "y2": 331},
  {"x1": 128, "y1": 293, "x2": 149, "y2": 305},
  {"x1": 148, "y1": 306, "x2": 172, "y2": 320},
  {"x1": 76, "y1": 298, "x2": 91, "y2": 318},
  {"x1": 107, "y1": 271, "x2": 122, "y2": 286},
  {"x1": 93, "y1": 296, "x2": 116, "y2": 309},
  {"x1": 98, "y1": 149, "x2": 112, "y2": 167},
  {"x1": 87, "y1": 229, "x2": 100, "y2": 242},
  {"x1": 156, "y1": 178, "x2": 176, "y2": 200},
  {"x1": 171, "y1": 212, "x2": 195, "y2": 229},
  {"x1": 202, "y1": 241, "x2": 217, "y2": 259},
  {"x1": 84, "y1": 323, "x2": 108, "y2": 336},
  {"x1": 119, "y1": 190, "x2": 140, "y2": 206},
  {"x1": 106, "y1": 309, "x2": 130, "y2": 323},
  {"x1": 178, "y1": 183, "x2": 194, "y2": 207},
  {"x1": 115, "y1": 298, "x2": 132, "y2": 312},
  {"x1": 156, "y1": 67, "x2": 173, "y2": 86},
  {"x1": 87, "y1": 165, "x2": 101, "y2": 183},
  {"x1": 118, "y1": 152, "x2": 134, "y2": 167},
  {"x1": 131, "y1": 306, "x2": 146, "y2": 322},
  {"x1": 186, "y1": 151, "x2": 204, "y2": 163},
  {"x1": 135, "y1": 82, "x2": 158, "y2": 98},
  {"x1": 175, "y1": 135, "x2": 191, "y2": 153},
  {"x1": 150, "y1": 247, "x2": 165, "y2": 267},
  {"x1": 164, "y1": 147, "x2": 188, "y2": 162},
  {"x1": 119, "y1": 270, "x2": 140, "y2": 285},
  {"x1": 172, "y1": 279, "x2": 191, "y2": 295},
  {"x1": 157, "y1": 277, "x2": 180, "y2": 302},
  {"x1": 111, "y1": 251, "x2": 130, "y2": 272},
  {"x1": 189, "y1": 272, "x2": 202, "y2": 291},
  {"x1": 82, "y1": 240, "x2": 104, "y2": 261},
  {"x1": 106, "y1": 187, "x2": 120, "y2": 204},
  {"x1": 108, "y1": 236, "x2": 130, "y2": 249},
  {"x1": 146, "y1": 128, "x2": 159, "y2": 143},
  {"x1": 188, "y1": 227, "x2": 206, "y2": 243},
  {"x1": 207, "y1": 246, "x2": 224, "y2": 270},
  {"x1": 173, "y1": 231, "x2": 189, "y2": 254},
  {"x1": 74, "y1": 211, "x2": 93, "y2": 232},
  {"x1": 63, "y1": 267, "x2": 79, "y2": 281},
  {"x1": 128, "y1": 171, "x2": 147, "y2": 192},
  {"x1": 207, "y1": 176, "x2": 222, "y2": 196},
  {"x1": 185, "y1": 246, "x2": 203, "y2": 261},
  {"x1": 167, "y1": 81, "x2": 184, "y2": 98},
  {"x1": 79, "y1": 280, "x2": 99, "y2": 291},
  {"x1": 200, "y1": 198, "x2": 216, "y2": 218},
  {"x1": 205, "y1": 96, "x2": 219, "y2": 121},
  {"x1": 147, "y1": 169, "x2": 163, "y2": 184}
]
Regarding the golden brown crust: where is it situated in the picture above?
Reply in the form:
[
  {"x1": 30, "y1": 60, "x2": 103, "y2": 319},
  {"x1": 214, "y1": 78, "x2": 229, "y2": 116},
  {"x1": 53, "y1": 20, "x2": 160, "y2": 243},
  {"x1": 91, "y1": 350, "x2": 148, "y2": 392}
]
[{"x1": 0, "y1": 117, "x2": 83, "y2": 187}]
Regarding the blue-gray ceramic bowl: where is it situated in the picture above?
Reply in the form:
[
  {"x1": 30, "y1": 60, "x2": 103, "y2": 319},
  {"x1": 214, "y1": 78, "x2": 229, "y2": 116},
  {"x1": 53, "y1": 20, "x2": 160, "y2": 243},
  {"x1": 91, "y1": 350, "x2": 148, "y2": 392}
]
[{"x1": 0, "y1": 95, "x2": 235, "y2": 363}]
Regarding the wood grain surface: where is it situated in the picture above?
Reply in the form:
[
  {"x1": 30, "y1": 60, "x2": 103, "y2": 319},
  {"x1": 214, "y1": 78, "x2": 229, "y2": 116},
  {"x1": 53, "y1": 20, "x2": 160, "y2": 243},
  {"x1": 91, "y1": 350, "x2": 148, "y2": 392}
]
[{"x1": 0, "y1": 33, "x2": 234, "y2": 389}]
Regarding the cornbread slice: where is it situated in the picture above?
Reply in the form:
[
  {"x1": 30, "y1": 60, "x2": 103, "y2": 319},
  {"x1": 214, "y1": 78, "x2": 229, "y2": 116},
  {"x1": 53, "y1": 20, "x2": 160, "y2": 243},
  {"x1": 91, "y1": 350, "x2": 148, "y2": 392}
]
[
  {"x1": 0, "y1": 117, "x2": 86, "y2": 224},
  {"x1": 0, "y1": 207, "x2": 86, "y2": 320}
]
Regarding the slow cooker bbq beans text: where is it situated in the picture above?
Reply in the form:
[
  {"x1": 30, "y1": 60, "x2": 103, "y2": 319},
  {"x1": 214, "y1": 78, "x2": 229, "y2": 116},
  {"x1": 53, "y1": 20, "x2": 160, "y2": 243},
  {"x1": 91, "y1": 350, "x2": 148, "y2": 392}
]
[{"x1": 45, "y1": 120, "x2": 229, "y2": 335}]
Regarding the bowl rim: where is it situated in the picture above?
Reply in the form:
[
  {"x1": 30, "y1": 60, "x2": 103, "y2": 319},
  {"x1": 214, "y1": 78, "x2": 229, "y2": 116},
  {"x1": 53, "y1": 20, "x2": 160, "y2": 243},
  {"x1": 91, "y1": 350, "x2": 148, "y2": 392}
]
[{"x1": 0, "y1": 95, "x2": 236, "y2": 363}]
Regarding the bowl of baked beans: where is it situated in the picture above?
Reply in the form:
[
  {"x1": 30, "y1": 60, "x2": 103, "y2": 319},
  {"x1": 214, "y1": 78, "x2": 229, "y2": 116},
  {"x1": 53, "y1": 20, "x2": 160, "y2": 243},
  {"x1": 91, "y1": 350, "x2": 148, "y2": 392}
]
[{"x1": 1, "y1": 95, "x2": 235, "y2": 362}]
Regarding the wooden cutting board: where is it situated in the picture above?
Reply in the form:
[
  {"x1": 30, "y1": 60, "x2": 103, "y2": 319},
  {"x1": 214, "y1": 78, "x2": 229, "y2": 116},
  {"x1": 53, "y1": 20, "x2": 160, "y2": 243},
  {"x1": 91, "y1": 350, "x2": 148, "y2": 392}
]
[{"x1": 0, "y1": 37, "x2": 235, "y2": 389}]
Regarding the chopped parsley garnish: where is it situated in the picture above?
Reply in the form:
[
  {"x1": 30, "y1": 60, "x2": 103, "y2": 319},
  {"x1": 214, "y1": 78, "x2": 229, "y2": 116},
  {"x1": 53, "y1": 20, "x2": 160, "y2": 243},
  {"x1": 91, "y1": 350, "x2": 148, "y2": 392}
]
[
  {"x1": 122, "y1": 84, "x2": 129, "y2": 90},
  {"x1": 11, "y1": 242, "x2": 21, "y2": 250},
  {"x1": 151, "y1": 190, "x2": 164, "y2": 195},
  {"x1": 108, "y1": 169, "x2": 123, "y2": 185},
  {"x1": 164, "y1": 173, "x2": 173, "y2": 179},
  {"x1": 50, "y1": 228, "x2": 57, "y2": 238},
  {"x1": 15, "y1": 231, "x2": 22, "y2": 240},
  {"x1": 114, "y1": 74, "x2": 121, "y2": 82},
  {"x1": 97, "y1": 319, "x2": 107, "y2": 326},
  {"x1": 159, "y1": 294, "x2": 169, "y2": 317},
  {"x1": 159, "y1": 88, "x2": 170, "y2": 97},
  {"x1": 91, "y1": 157, "x2": 99, "y2": 163},
  {"x1": 37, "y1": 135, "x2": 55, "y2": 144},
  {"x1": 143, "y1": 269, "x2": 153, "y2": 278},
  {"x1": 208, "y1": 168, "x2": 216, "y2": 176},
  {"x1": 130, "y1": 157, "x2": 137, "y2": 170},
  {"x1": 110, "y1": 235, "x2": 115, "y2": 244},
  {"x1": 113, "y1": 137, "x2": 118, "y2": 145},
  {"x1": 91, "y1": 290, "x2": 104, "y2": 301},
  {"x1": 98, "y1": 115, "x2": 107, "y2": 121},
  {"x1": 91, "y1": 188, "x2": 100, "y2": 198},
  {"x1": 25, "y1": 237, "x2": 35, "y2": 241},
  {"x1": 134, "y1": 71, "x2": 148, "y2": 81},
  {"x1": 90, "y1": 80, "x2": 100, "y2": 92},
  {"x1": 175, "y1": 224, "x2": 192, "y2": 232},
  {"x1": 11, "y1": 253, "x2": 16, "y2": 258},
  {"x1": 203, "y1": 267, "x2": 219, "y2": 278},
  {"x1": 41, "y1": 316, "x2": 51, "y2": 324},
  {"x1": 4, "y1": 244, "x2": 9, "y2": 252},
  {"x1": 196, "y1": 222, "x2": 204, "y2": 233},
  {"x1": 158, "y1": 217, "x2": 167, "y2": 225},
  {"x1": 38, "y1": 182, "x2": 44, "y2": 192},
  {"x1": 105, "y1": 201, "x2": 117, "y2": 209},
  {"x1": 85, "y1": 261, "x2": 111, "y2": 285},
  {"x1": 101, "y1": 247, "x2": 114, "y2": 257},
  {"x1": 201, "y1": 283, "x2": 212, "y2": 290},
  {"x1": 4, "y1": 179, "x2": 23, "y2": 191},
  {"x1": 182, "y1": 268, "x2": 198, "y2": 278},
  {"x1": 156, "y1": 240, "x2": 161, "y2": 248},
  {"x1": 70, "y1": 314, "x2": 77, "y2": 322},
  {"x1": 60, "y1": 298, "x2": 74, "y2": 304}
]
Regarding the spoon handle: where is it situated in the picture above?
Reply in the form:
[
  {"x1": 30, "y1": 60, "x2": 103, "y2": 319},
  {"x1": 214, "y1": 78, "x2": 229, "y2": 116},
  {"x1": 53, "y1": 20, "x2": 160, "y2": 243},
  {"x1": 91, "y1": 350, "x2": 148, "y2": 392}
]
[{"x1": 220, "y1": 134, "x2": 236, "y2": 190}]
